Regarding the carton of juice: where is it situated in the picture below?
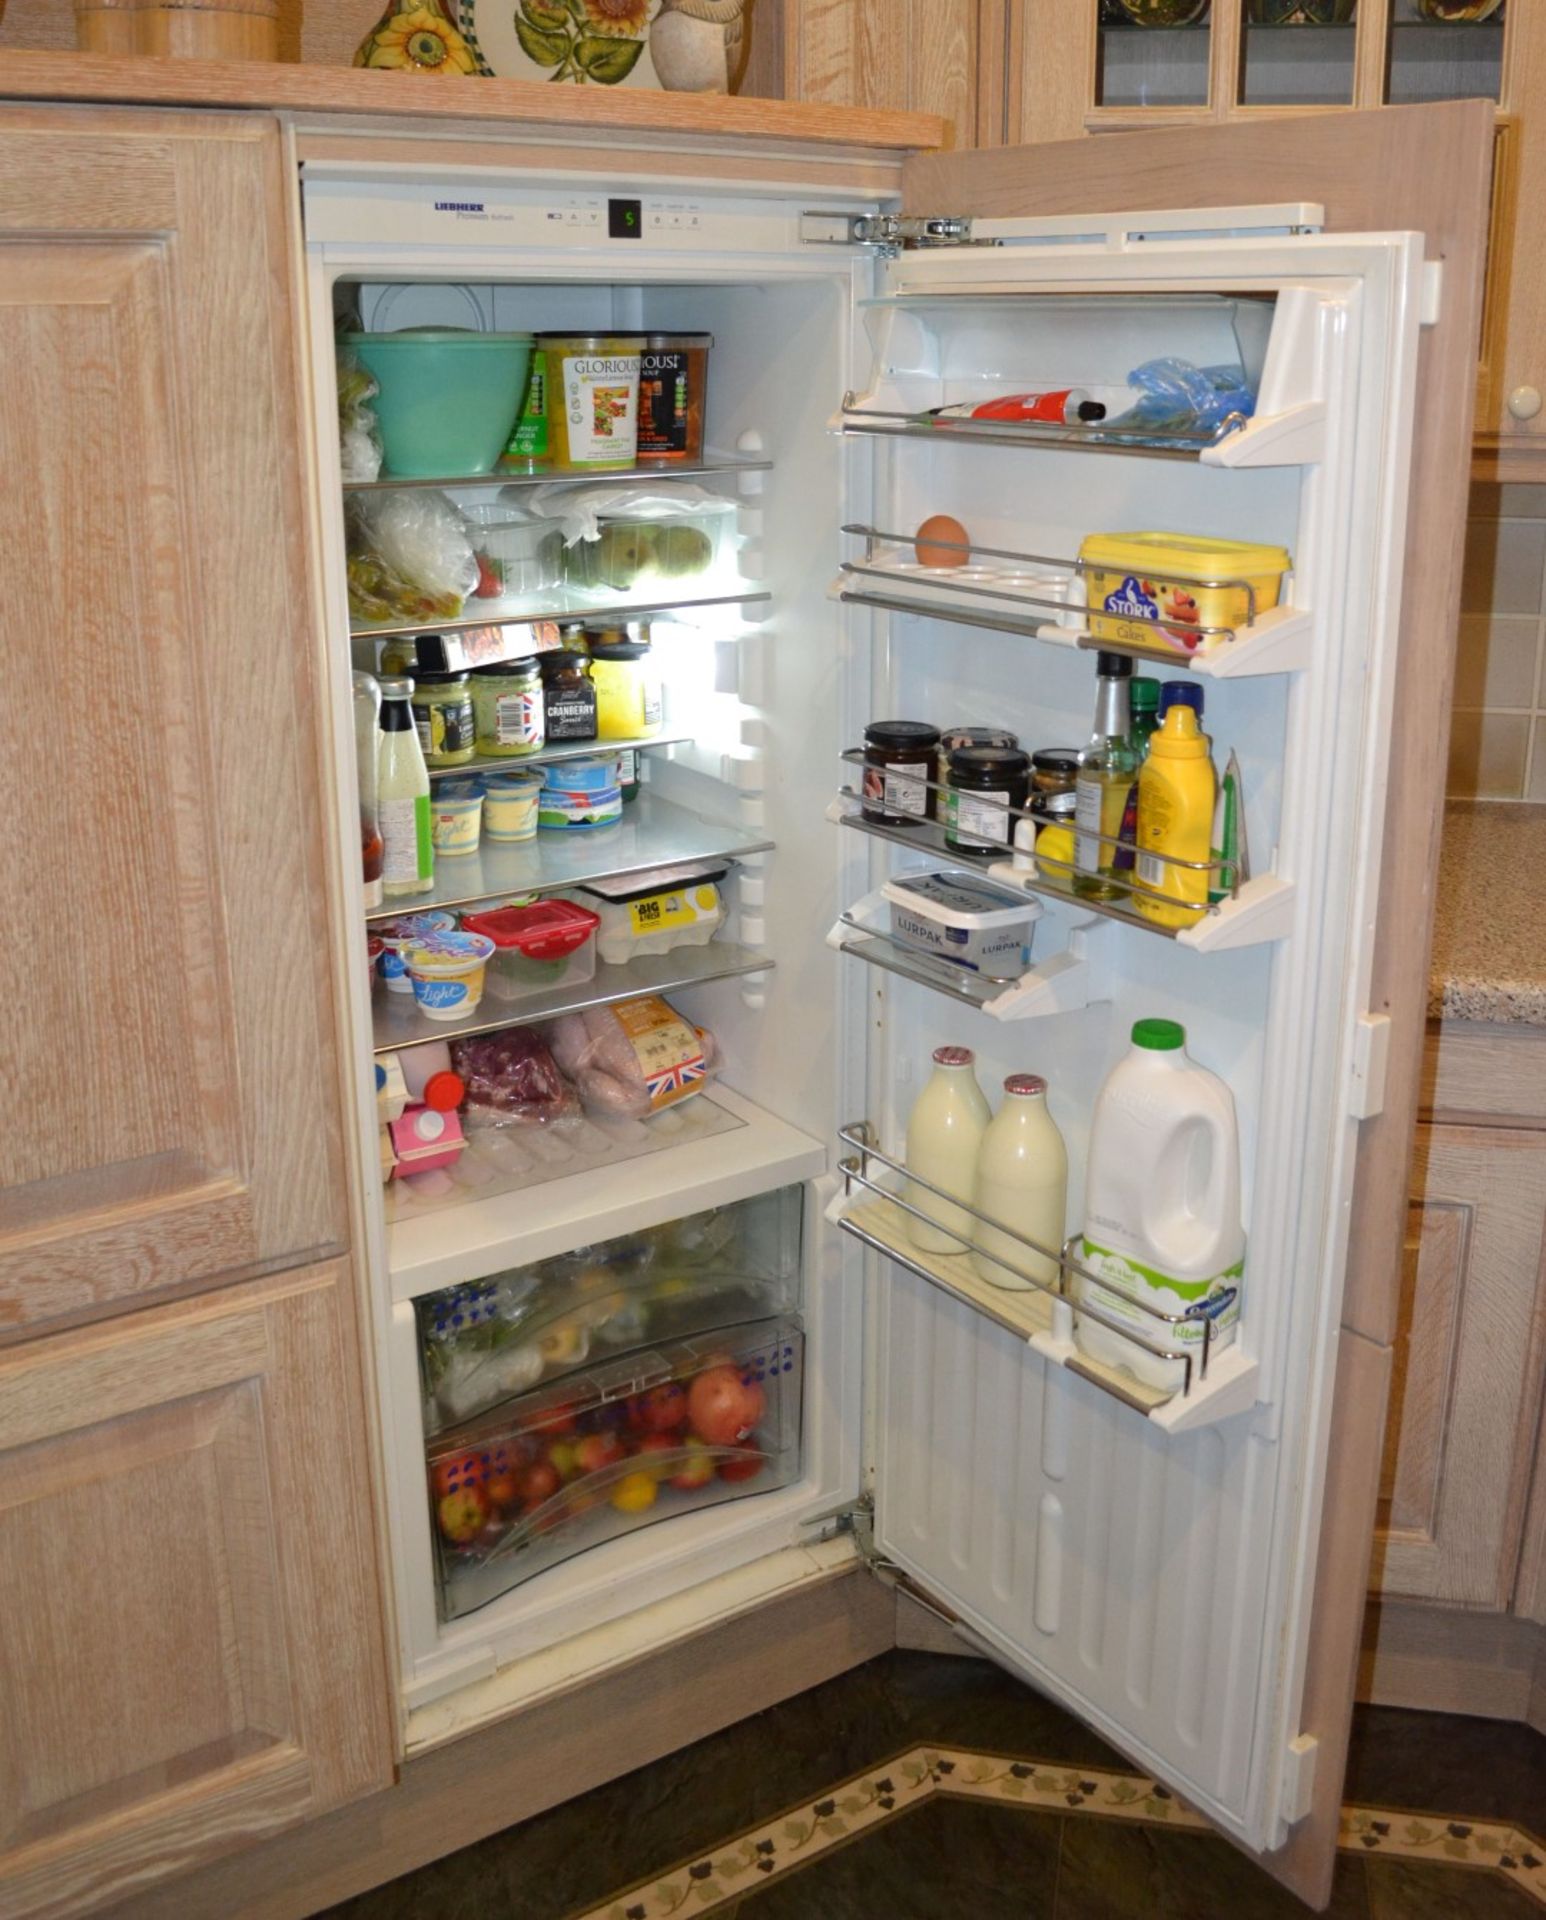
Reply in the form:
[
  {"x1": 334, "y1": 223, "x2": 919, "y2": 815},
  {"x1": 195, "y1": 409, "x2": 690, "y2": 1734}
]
[{"x1": 1079, "y1": 532, "x2": 1290, "y2": 658}]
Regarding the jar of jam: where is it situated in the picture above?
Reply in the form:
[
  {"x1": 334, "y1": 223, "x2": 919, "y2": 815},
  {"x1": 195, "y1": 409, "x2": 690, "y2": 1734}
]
[
  {"x1": 944, "y1": 746, "x2": 1031, "y2": 857},
  {"x1": 1029, "y1": 748, "x2": 1080, "y2": 819},
  {"x1": 937, "y1": 726, "x2": 1019, "y2": 789},
  {"x1": 587, "y1": 638, "x2": 663, "y2": 740},
  {"x1": 539, "y1": 650, "x2": 598, "y2": 743},
  {"x1": 862, "y1": 721, "x2": 941, "y2": 826},
  {"x1": 471, "y1": 659, "x2": 545, "y2": 758},
  {"x1": 410, "y1": 669, "x2": 476, "y2": 767}
]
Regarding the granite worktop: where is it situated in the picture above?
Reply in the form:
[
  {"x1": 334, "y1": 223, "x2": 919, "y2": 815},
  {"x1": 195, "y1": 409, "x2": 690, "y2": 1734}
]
[{"x1": 1428, "y1": 801, "x2": 1546, "y2": 1027}]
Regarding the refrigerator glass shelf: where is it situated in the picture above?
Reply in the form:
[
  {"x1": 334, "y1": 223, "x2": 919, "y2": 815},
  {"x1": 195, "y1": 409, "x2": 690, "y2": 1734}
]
[
  {"x1": 351, "y1": 583, "x2": 769, "y2": 641},
  {"x1": 835, "y1": 1123, "x2": 1260, "y2": 1431},
  {"x1": 373, "y1": 939, "x2": 773, "y2": 1053},
  {"x1": 343, "y1": 452, "x2": 772, "y2": 494},
  {"x1": 367, "y1": 793, "x2": 774, "y2": 924},
  {"x1": 424, "y1": 733, "x2": 690, "y2": 783}
]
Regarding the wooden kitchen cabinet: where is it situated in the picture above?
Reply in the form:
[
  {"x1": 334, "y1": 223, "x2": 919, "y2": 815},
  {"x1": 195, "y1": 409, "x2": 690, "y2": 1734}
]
[
  {"x1": 0, "y1": 1260, "x2": 393, "y2": 1920},
  {"x1": 0, "y1": 107, "x2": 350, "y2": 1337},
  {"x1": 994, "y1": 2, "x2": 1546, "y2": 473},
  {"x1": 1372, "y1": 1124, "x2": 1546, "y2": 1608}
]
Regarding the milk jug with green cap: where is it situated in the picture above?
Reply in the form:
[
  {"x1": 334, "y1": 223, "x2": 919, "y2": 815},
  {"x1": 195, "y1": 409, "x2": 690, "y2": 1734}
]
[{"x1": 1075, "y1": 1018, "x2": 1244, "y2": 1394}]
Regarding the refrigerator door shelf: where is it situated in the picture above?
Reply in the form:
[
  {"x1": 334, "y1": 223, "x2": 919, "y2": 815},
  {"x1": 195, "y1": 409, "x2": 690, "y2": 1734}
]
[{"x1": 828, "y1": 1132, "x2": 1259, "y2": 1433}]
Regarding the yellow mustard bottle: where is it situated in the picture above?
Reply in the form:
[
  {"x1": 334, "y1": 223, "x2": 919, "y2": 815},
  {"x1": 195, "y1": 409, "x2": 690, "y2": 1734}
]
[{"x1": 1135, "y1": 701, "x2": 1216, "y2": 929}]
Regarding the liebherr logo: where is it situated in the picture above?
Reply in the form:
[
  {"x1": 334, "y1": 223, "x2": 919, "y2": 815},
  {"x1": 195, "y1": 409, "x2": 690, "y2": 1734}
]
[{"x1": 435, "y1": 201, "x2": 486, "y2": 213}]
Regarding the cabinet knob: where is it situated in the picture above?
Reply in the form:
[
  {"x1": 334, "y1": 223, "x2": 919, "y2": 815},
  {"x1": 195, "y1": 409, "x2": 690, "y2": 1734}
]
[{"x1": 1508, "y1": 385, "x2": 1543, "y2": 421}]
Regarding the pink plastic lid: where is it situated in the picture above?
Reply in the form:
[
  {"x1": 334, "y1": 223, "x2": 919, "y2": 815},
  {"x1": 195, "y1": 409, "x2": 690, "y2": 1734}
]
[
  {"x1": 933, "y1": 1046, "x2": 974, "y2": 1067},
  {"x1": 462, "y1": 898, "x2": 600, "y2": 962},
  {"x1": 1004, "y1": 1073, "x2": 1048, "y2": 1096}
]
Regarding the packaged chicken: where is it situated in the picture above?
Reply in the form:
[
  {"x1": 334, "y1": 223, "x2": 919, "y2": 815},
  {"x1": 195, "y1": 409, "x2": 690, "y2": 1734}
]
[{"x1": 544, "y1": 995, "x2": 718, "y2": 1119}]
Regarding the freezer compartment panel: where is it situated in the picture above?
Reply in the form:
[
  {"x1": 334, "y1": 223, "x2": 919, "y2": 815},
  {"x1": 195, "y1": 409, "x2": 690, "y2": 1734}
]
[
  {"x1": 415, "y1": 1183, "x2": 804, "y2": 1435},
  {"x1": 429, "y1": 1315, "x2": 803, "y2": 1620}
]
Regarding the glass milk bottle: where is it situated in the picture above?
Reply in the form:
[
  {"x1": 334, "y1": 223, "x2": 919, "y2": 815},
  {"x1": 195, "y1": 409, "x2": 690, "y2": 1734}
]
[
  {"x1": 905, "y1": 1046, "x2": 990, "y2": 1254},
  {"x1": 378, "y1": 676, "x2": 433, "y2": 899},
  {"x1": 972, "y1": 1074, "x2": 1068, "y2": 1289}
]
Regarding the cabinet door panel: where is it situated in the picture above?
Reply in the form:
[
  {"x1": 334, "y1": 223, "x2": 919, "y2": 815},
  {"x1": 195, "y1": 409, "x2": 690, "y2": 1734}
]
[
  {"x1": 0, "y1": 109, "x2": 346, "y2": 1334},
  {"x1": 1373, "y1": 1126, "x2": 1546, "y2": 1607},
  {"x1": 0, "y1": 1261, "x2": 392, "y2": 1919}
]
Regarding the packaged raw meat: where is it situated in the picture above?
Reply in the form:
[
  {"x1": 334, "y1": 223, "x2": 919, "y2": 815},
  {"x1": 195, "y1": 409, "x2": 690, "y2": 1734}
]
[
  {"x1": 544, "y1": 995, "x2": 718, "y2": 1119},
  {"x1": 450, "y1": 1025, "x2": 581, "y2": 1129}
]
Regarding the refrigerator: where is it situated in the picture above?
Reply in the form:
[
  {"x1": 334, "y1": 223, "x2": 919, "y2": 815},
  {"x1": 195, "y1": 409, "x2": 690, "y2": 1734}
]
[{"x1": 297, "y1": 97, "x2": 1489, "y2": 1908}]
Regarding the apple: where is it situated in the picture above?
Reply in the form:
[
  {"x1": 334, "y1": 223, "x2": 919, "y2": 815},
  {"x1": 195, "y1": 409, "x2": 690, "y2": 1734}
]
[
  {"x1": 610, "y1": 1470, "x2": 660, "y2": 1514},
  {"x1": 688, "y1": 1366, "x2": 766, "y2": 1448},
  {"x1": 431, "y1": 1450, "x2": 488, "y2": 1499},
  {"x1": 717, "y1": 1448, "x2": 765, "y2": 1484},
  {"x1": 669, "y1": 1438, "x2": 717, "y2": 1492},
  {"x1": 521, "y1": 1459, "x2": 561, "y2": 1505},
  {"x1": 547, "y1": 1439, "x2": 580, "y2": 1481},
  {"x1": 633, "y1": 1433, "x2": 678, "y2": 1479},
  {"x1": 437, "y1": 1486, "x2": 489, "y2": 1544},
  {"x1": 574, "y1": 1432, "x2": 627, "y2": 1475},
  {"x1": 633, "y1": 1382, "x2": 688, "y2": 1434},
  {"x1": 484, "y1": 1468, "x2": 522, "y2": 1512}
]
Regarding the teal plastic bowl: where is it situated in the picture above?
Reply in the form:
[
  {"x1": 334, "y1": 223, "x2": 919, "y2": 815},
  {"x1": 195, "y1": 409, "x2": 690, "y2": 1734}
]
[{"x1": 342, "y1": 330, "x2": 534, "y2": 478}]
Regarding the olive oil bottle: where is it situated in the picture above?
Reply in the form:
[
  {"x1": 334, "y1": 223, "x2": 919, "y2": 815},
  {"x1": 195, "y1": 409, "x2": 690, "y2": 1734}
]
[{"x1": 1074, "y1": 652, "x2": 1138, "y2": 901}]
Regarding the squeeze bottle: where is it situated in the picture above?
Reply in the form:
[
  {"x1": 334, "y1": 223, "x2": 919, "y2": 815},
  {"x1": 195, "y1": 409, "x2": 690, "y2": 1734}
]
[
  {"x1": 1134, "y1": 697, "x2": 1216, "y2": 928},
  {"x1": 972, "y1": 1074, "x2": 1067, "y2": 1289},
  {"x1": 1076, "y1": 1020, "x2": 1244, "y2": 1393},
  {"x1": 905, "y1": 1046, "x2": 990, "y2": 1254}
]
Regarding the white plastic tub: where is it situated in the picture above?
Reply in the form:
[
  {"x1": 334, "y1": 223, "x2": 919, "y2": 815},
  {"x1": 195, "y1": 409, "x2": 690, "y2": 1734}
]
[
  {"x1": 881, "y1": 869, "x2": 1041, "y2": 978},
  {"x1": 577, "y1": 862, "x2": 726, "y2": 965}
]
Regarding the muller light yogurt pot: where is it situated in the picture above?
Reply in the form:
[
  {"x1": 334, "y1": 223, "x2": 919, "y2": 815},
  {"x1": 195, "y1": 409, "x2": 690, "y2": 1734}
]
[
  {"x1": 1079, "y1": 532, "x2": 1290, "y2": 658},
  {"x1": 403, "y1": 930, "x2": 495, "y2": 1022},
  {"x1": 376, "y1": 909, "x2": 456, "y2": 994}
]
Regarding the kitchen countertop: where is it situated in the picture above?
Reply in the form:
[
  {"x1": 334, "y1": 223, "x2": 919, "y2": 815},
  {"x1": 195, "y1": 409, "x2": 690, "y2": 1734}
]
[{"x1": 1428, "y1": 801, "x2": 1546, "y2": 1027}]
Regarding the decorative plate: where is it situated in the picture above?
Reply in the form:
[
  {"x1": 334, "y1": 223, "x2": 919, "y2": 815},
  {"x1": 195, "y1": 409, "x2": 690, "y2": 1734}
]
[{"x1": 458, "y1": 0, "x2": 665, "y2": 86}]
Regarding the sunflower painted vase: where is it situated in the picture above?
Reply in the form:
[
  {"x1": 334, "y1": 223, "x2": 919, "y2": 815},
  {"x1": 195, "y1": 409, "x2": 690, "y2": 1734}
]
[{"x1": 354, "y1": 0, "x2": 479, "y2": 75}]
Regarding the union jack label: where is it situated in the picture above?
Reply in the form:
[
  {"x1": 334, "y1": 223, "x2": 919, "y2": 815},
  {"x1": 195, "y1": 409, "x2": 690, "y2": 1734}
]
[{"x1": 647, "y1": 1049, "x2": 706, "y2": 1106}]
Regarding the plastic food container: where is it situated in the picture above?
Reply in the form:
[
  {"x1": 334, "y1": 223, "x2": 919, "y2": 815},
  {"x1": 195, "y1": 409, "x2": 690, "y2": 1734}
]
[
  {"x1": 461, "y1": 899, "x2": 600, "y2": 1003},
  {"x1": 404, "y1": 930, "x2": 496, "y2": 1022},
  {"x1": 416, "y1": 1185, "x2": 803, "y2": 1434},
  {"x1": 377, "y1": 909, "x2": 457, "y2": 994},
  {"x1": 427, "y1": 1315, "x2": 803, "y2": 1619},
  {"x1": 882, "y1": 869, "x2": 1042, "y2": 978},
  {"x1": 638, "y1": 332, "x2": 713, "y2": 462},
  {"x1": 560, "y1": 497, "x2": 736, "y2": 593},
  {"x1": 538, "y1": 783, "x2": 623, "y2": 833},
  {"x1": 538, "y1": 332, "x2": 645, "y2": 470},
  {"x1": 481, "y1": 770, "x2": 543, "y2": 842},
  {"x1": 431, "y1": 786, "x2": 483, "y2": 857},
  {"x1": 460, "y1": 498, "x2": 562, "y2": 598},
  {"x1": 340, "y1": 331, "x2": 535, "y2": 478},
  {"x1": 541, "y1": 753, "x2": 622, "y2": 796},
  {"x1": 577, "y1": 861, "x2": 727, "y2": 965},
  {"x1": 1079, "y1": 532, "x2": 1290, "y2": 658}
]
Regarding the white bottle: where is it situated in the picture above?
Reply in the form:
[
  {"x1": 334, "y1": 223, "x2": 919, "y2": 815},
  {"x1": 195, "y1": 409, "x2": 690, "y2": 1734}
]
[
  {"x1": 1076, "y1": 1019, "x2": 1245, "y2": 1393},
  {"x1": 972, "y1": 1074, "x2": 1067, "y2": 1290},
  {"x1": 378, "y1": 675, "x2": 433, "y2": 899},
  {"x1": 904, "y1": 1046, "x2": 990, "y2": 1255}
]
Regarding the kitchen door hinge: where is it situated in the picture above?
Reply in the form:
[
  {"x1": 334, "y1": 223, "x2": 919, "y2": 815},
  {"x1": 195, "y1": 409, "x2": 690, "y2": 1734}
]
[
  {"x1": 801, "y1": 1497, "x2": 968, "y2": 1636},
  {"x1": 800, "y1": 212, "x2": 981, "y2": 256}
]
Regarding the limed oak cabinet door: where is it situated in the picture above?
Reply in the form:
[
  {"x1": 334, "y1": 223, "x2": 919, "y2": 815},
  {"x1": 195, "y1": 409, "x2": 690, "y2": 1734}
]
[
  {"x1": 0, "y1": 108, "x2": 347, "y2": 1335},
  {"x1": 0, "y1": 1261, "x2": 393, "y2": 1918}
]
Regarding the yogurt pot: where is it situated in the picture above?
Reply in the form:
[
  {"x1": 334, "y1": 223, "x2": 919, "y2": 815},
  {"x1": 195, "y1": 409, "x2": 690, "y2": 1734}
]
[
  {"x1": 881, "y1": 868, "x2": 1042, "y2": 979},
  {"x1": 377, "y1": 909, "x2": 457, "y2": 995},
  {"x1": 537, "y1": 782, "x2": 623, "y2": 833},
  {"x1": 540, "y1": 753, "x2": 622, "y2": 796},
  {"x1": 431, "y1": 785, "x2": 483, "y2": 857},
  {"x1": 366, "y1": 934, "x2": 384, "y2": 992},
  {"x1": 404, "y1": 930, "x2": 496, "y2": 1022},
  {"x1": 481, "y1": 769, "x2": 543, "y2": 842}
]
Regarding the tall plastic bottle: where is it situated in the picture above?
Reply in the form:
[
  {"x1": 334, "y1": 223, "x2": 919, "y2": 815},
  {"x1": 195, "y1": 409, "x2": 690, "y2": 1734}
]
[
  {"x1": 904, "y1": 1046, "x2": 990, "y2": 1254},
  {"x1": 353, "y1": 670, "x2": 384, "y2": 910},
  {"x1": 1134, "y1": 697, "x2": 1217, "y2": 929},
  {"x1": 972, "y1": 1074, "x2": 1067, "y2": 1289},
  {"x1": 378, "y1": 675, "x2": 433, "y2": 899},
  {"x1": 1076, "y1": 1019, "x2": 1244, "y2": 1393}
]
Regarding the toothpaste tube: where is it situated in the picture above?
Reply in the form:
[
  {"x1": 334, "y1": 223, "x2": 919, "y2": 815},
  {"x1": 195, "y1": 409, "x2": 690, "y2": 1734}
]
[{"x1": 929, "y1": 389, "x2": 1107, "y2": 426}]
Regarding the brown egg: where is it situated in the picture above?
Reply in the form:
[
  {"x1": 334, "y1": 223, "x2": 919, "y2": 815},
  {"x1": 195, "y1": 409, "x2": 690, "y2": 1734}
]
[{"x1": 914, "y1": 514, "x2": 971, "y2": 569}]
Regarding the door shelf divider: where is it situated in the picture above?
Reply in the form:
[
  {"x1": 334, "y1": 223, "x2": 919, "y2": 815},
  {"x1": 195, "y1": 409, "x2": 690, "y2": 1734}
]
[
  {"x1": 826, "y1": 893, "x2": 1098, "y2": 1021},
  {"x1": 832, "y1": 1123, "x2": 1260, "y2": 1434},
  {"x1": 373, "y1": 940, "x2": 774, "y2": 1053}
]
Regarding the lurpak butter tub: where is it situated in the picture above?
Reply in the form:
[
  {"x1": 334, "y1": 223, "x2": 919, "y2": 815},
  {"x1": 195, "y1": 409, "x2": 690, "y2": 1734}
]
[
  {"x1": 1079, "y1": 532, "x2": 1290, "y2": 658},
  {"x1": 881, "y1": 869, "x2": 1042, "y2": 979}
]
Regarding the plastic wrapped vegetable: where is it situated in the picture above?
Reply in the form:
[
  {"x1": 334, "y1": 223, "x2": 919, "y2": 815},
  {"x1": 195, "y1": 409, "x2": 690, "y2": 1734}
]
[
  {"x1": 544, "y1": 996, "x2": 719, "y2": 1120},
  {"x1": 337, "y1": 348, "x2": 384, "y2": 483},
  {"x1": 1113, "y1": 358, "x2": 1256, "y2": 438},
  {"x1": 450, "y1": 1025, "x2": 581, "y2": 1128},
  {"x1": 346, "y1": 489, "x2": 479, "y2": 626}
]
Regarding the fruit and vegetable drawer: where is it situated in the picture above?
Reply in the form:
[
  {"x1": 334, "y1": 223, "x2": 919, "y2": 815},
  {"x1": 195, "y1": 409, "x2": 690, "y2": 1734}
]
[{"x1": 427, "y1": 1314, "x2": 804, "y2": 1621}]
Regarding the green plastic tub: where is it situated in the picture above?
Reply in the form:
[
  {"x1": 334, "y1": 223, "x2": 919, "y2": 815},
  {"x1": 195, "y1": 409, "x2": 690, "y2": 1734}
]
[{"x1": 342, "y1": 329, "x2": 535, "y2": 478}]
